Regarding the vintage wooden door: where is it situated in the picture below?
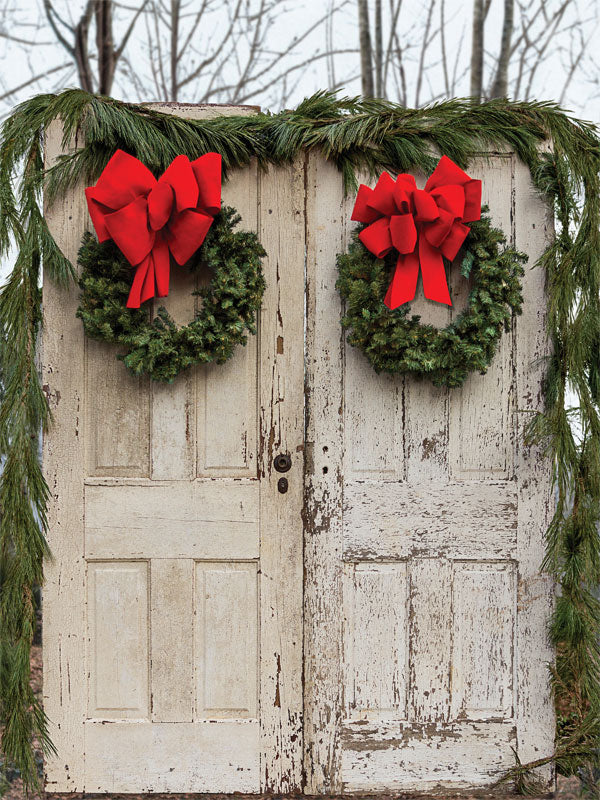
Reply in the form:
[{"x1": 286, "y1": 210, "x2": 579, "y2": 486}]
[
  {"x1": 42, "y1": 107, "x2": 304, "y2": 793},
  {"x1": 43, "y1": 108, "x2": 554, "y2": 794},
  {"x1": 304, "y1": 152, "x2": 554, "y2": 792}
]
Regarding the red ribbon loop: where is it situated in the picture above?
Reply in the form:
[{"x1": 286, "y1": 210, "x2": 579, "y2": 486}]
[
  {"x1": 351, "y1": 155, "x2": 482, "y2": 309},
  {"x1": 85, "y1": 150, "x2": 222, "y2": 308}
]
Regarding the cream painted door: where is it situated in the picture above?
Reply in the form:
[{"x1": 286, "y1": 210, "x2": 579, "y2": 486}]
[
  {"x1": 42, "y1": 108, "x2": 304, "y2": 793},
  {"x1": 304, "y1": 152, "x2": 555, "y2": 792}
]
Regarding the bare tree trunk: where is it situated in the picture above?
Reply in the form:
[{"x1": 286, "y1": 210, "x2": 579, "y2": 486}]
[
  {"x1": 358, "y1": 0, "x2": 374, "y2": 96},
  {"x1": 74, "y1": 3, "x2": 94, "y2": 92},
  {"x1": 374, "y1": 0, "x2": 383, "y2": 96},
  {"x1": 490, "y1": 0, "x2": 513, "y2": 97},
  {"x1": 41, "y1": 0, "x2": 144, "y2": 96},
  {"x1": 470, "y1": 0, "x2": 484, "y2": 100},
  {"x1": 95, "y1": 0, "x2": 116, "y2": 95},
  {"x1": 170, "y1": 0, "x2": 180, "y2": 101}
]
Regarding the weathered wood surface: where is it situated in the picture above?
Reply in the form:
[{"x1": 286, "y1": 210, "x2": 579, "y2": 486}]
[
  {"x1": 304, "y1": 155, "x2": 347, "y2": 793},
  {"x1": 44, "y1": 126, "x2": 553, "y2": 794},
  {"x1": 513, "y1": 153, "x2": 555, "y2": 780},
  {"x1": 257, "y1": 160, "x2": 306, "y2": 792},
  {"x1": 303, "y1": 151, "x2": 554, "y2": 792},
  {"x1": 42, "y1": 120, "x2": 88, "y2": 790},
  {"x1": 43, "y1": 105, "x2": 304, "y2": 793}
]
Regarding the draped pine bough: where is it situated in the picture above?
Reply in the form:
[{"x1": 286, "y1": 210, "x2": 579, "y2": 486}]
[{"x1": 0, "y1": 90, "x2": 598, "y2": 791}]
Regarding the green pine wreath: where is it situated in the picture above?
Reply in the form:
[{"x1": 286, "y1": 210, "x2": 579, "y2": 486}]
[
  {"x1": 76, "y1": 206, "x2": 266, "y2": 382},
  {"x1": 336, "y1": 207, "x2": 526, "y2": 387}
]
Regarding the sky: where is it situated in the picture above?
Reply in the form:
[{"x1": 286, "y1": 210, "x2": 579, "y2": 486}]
[{"x1": 0, "y1": 0, "x2": 597, "y2": 119}]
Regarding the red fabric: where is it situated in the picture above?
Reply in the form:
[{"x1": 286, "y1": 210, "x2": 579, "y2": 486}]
[
  {"x1": 85, "y1": 150, "x2": 222, "y2": 308},
  {"x1": 351, "y1": 155, "x2": 482, "y2": 309}
]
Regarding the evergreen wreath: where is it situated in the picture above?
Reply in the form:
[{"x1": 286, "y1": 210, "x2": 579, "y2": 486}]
[
  {"x1": 76, "y1": 206, "x2": 266, "y2": 383},
  {"x1": 336, "y1": 209, "x2": 526, "y2": 387}
]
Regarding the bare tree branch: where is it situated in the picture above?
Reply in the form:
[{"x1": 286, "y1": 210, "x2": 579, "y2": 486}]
[{"x1": 0, "y1": 61, "x2": 70, "y2": 102}]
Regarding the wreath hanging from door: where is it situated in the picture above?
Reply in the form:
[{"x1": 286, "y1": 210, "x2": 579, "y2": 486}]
[
  {"x1": 336, "y1": 156, "x2": 526, "y2": 387},
  {"x1": 77, "y1": 149, "x2": 266, "y2": 382}
]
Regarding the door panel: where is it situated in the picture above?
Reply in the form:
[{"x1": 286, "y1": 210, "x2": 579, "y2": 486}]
[
  {"x1": 85, "y1": 341, "x2": 151, "y2": 477},
  {"x1": 343, "y1": 562, "x2": 409, "y2": 720},
  {"x1": 87, "y1": 561, "x2": 149, "y2": 719},
  {"x1": 195, "y1": 561, "x2": 258, "y2": 718},
  {"x1": 304, "y1": 151, "x2": 554, "y2": 792},
  {"x1": 43, "y1": 109, "x2": 304, "y2": 793}
]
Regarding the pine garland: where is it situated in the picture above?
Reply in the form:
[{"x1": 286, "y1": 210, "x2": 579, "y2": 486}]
[
  {"x1": 336, "y1": 209, "x2": 526, "y2": 386},
  {"x1": 77, "y1": 207, "x2": 266, "y2": 382},
  {"x1": 0, "y1": 89, "x2": 598, "y2": 790}
]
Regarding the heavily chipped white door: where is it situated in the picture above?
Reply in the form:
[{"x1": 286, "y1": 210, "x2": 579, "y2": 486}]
[
  {"x1": 42, "y1": 107, "x2": 304, "y2": 793},
  {"x1": 304, "y1": 152, "x2": 555, "y2": 792}
]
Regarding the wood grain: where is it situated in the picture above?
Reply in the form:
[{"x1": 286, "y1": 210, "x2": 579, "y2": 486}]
[
  {"x1": 42, "y1": 120, "x2": 88, "y2": 790},
  {"x1": 304, "y1": 154, "x2": 347, "y2": 793},
  {"x1": 257, "y1": 160, "x2": 305, "y2": 792},
  {"x1": 513, "y1": 152, "x2": 555, "y2": 783}
]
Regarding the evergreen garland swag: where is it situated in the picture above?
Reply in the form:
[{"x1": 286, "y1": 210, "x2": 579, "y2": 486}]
[
  {"x1": 336, "y1": 209, "x2": 525, "y2": 387},
  {"x1": 77, "y1": 207, "x2": 266, "y2": 382},
  {"x1": 0, "y1": 90, "x2": 599, "y2": 791}
]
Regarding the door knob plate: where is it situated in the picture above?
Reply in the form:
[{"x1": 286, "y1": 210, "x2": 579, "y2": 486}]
[{"x1": 273, "y1": 453, "x2": 292, "y2": 473}]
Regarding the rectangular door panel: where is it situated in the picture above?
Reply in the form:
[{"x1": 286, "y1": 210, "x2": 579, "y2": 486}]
[
  {"x1": 450, "y1": 562, "x2": 515, "y2": 721},
  {"x1": 197, "y1": 341, "x2": 258, "y2": 477},
  {"x1": 87, "y1": 561, "x2": 149, "y2": 719},
  {"x1": 343, "y1": 562, "x2": 408, "y2": 720},
  {"x1": 85, "y1": 340, "x2": 150, "y2": 477},
  {"x1": 195, "y1": 561, "x2": 258, "y2": 718}
]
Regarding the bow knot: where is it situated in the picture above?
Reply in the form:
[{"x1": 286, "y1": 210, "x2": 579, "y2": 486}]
[
  {"x1": 351, "y1": 155, "x2": 482, "y2": 308},
  {"x1": 85, "y1": 149, "x2": 222, "y2": 308}
]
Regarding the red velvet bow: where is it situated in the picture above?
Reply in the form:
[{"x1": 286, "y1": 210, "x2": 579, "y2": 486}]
[
  {"x1": 85, "y1": 149, "x2": 222, "y2": 308},
  {"x1": 352, "y1": 155, "x2": 482, "y2": 309}
]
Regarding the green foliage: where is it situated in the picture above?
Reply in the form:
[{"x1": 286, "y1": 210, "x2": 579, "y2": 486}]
[
  {"x1": 76, "y1": 207, "x2": 266, "y2": 383},
  {"x1": 0, "y1": 88, "x2": 598, "y2": 791},
  {"x1": 336, "y1": 209, "x2": 525, "y2": 387}
]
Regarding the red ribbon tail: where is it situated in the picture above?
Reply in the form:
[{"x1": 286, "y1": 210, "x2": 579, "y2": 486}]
[
  {"x1": 140, "y1": 257, "x2": 156, "y2": 306},
  {"x1": 126, "y1": 242, "x2": 171, "y2": 309},
  {"x1": 419, "y1": 237, "x2": 452, "y2": 306},
  {"x1": 384, "y1": 252, "x2": 420, "y2": 310},
  {"x1": 153, "y1": 239, "x2": 170, "y2": 297},
  {"x1": 127, "y1": 255, "x2": 152, "y2": 308}
]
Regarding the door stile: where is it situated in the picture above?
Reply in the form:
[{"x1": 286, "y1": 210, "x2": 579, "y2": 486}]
[
  {"x1": 304, "y1": 153, "x2": 348, "y2": 793},
  {"x1": 513, "y1": 156, "x2": 555, "y2": 778},
  {"x1": 42, "y1": 121, "x2": 88, "y2": 791},
  {"x1": 258, "y1": 159, "x2": 306, "y2": 792}
]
